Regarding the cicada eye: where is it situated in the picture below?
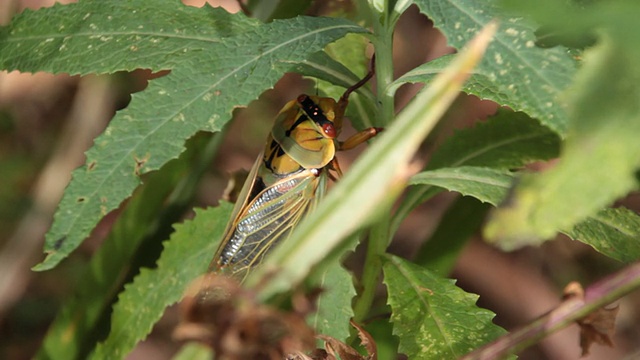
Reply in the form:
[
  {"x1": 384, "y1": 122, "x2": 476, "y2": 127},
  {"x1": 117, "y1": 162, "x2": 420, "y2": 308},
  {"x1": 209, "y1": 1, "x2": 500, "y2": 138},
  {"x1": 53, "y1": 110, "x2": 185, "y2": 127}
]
[
  {"x1": 297, "y1": 94, "x2": 308, "y2": 103},
  {"x1": 322, "y1": 123, "x2": 336, "y2": 138}
]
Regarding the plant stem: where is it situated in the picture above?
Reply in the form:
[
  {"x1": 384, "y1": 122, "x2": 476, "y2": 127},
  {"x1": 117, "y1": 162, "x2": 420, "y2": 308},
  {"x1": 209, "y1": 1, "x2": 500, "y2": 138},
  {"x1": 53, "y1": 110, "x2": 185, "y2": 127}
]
[
  {"x1": 371, "y1": 11, "x2": 396, "y2": 126},
  {"x1": 460, "y1": 261, "x2": 640, "y2": 360},
  {"x1": 353, "y1": 219, "x2": 390, "y2": 323},
  {"x1": 352, "y1": 0, "x2": 398, "y2": 323}
]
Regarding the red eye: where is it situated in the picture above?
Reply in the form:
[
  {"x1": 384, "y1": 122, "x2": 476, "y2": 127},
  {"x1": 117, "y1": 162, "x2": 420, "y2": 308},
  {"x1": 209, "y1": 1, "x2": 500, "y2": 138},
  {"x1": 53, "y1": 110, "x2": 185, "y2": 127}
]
[
  {"x1": 297, "y1": 94, "x2": 307, "y2": 103},
  {"x1": 322, "y1": 123, "x2": 336, "y2": 138}
]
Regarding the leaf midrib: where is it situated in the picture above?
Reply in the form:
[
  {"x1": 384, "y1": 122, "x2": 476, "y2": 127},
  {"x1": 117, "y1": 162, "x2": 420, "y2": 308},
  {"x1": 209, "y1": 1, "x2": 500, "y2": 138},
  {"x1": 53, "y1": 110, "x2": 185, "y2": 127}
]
[
  {"x1": 390, "y1": 258, "x2": 459, "y2": 357},
  {"x1": 51, "y1": 22, "x2": 362, "y2": 253}
]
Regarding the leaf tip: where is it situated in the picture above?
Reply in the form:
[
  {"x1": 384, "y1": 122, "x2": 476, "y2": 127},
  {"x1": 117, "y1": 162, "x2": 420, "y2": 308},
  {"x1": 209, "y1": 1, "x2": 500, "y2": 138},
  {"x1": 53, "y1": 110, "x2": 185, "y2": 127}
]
[
  {"x1": 31, "y1": 252, "x2": 59, "y2": 272},
  {"x1": 483, "y1": 188, "x2": 553, "y2": 250}
]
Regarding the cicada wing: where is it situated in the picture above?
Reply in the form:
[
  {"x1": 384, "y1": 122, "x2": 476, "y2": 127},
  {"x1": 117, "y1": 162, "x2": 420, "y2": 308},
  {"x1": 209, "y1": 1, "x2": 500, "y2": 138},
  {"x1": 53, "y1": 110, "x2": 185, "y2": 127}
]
[
  {"x1": 209, "y1": 152, "x2": 264, "y2": 272},
  {"x1": 310, "y1": 168, "x2": 328, "y2": 209},
  {"x1": 215, "y1": 169, "x2": 322, "y2": 280}
]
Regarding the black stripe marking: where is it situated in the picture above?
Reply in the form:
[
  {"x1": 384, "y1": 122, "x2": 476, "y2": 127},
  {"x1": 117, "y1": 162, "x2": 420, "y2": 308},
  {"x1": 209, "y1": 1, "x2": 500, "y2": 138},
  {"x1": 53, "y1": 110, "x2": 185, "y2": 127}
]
[
  {"x1": 299, "y1": 96, "x2": 332, "y2": 129},
  {"x1": 285, "y1": 114, "x2": 309, "y2": 137},
  {"x1": 264, "y1": 141, "x2": 286, "y2": 172}
]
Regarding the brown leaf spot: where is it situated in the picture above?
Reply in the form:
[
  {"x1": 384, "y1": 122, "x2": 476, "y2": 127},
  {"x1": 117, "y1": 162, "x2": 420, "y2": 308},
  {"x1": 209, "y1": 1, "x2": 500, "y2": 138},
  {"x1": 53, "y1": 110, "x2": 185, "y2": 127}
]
[
  {"x1": 53, "y1": 236, "x2": 66, "y2": 250},
  {"x1": 133, "y1": 153, "x2": 151, "y2": 176},
  {"x1": 87, "y1": 161, "x2": 97, "y2": 171}
]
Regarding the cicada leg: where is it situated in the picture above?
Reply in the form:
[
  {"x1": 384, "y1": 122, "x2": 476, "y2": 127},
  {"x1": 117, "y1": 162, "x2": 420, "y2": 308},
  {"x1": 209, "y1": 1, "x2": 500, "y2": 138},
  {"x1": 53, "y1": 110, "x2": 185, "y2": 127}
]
[
  {"x1": 327, "y1": 157, "x2": 343, "y2": 181},
  {"x1": 328, "y1": 126, "x2": 383, "y2": 181},
  {"x1": 339, "y1": 127, "x2": 384, "y2": 151}
]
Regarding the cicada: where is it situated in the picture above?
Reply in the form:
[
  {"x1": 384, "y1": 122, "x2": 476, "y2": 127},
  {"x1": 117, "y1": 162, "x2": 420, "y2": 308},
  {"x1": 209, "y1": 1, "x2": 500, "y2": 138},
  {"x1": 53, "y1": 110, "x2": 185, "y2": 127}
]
[{"x1": 211, "y1": 66, "x2": 381, "y2": 281}]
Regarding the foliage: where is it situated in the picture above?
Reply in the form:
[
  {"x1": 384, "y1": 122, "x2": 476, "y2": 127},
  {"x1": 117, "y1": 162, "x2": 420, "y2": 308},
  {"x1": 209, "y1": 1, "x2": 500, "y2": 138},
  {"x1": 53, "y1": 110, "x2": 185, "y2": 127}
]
[{"x1": 2, "y1": 0, "x2": 640, "y2": 359}]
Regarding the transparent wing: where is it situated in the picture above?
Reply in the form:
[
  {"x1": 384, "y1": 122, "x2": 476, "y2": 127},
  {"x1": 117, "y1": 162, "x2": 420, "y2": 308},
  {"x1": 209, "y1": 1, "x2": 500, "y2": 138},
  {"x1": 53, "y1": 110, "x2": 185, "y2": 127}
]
[{"x1": 214, "y1": 168, "x2": 323, "y2": 279}]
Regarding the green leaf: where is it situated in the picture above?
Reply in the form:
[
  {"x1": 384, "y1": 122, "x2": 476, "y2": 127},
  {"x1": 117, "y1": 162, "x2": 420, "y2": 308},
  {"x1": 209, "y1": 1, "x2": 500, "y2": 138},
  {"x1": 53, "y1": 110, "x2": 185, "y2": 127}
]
[
  {"x1": 485, "y1": 36, "x2": 640, "y2": 249},
  {"x1": 249, "y1": 23, "x2": 496, "y2": 299},
  {"x1": 172, "y1": 343, "x2": 213, "y2": 360},
  {"x1": 291, "y1": 50, "x2": 368, "y2": 92},
  {"x1": 308, "y1": 264, "x2": 356, "y2": 341},
  {"x1": 89, "y1": 204, "x2": 232, "y2": 359},
  {"x1": 290, "y1": 37, "x2": 378, "y2": 129},
  {"x1": 364, "y1": 317, "x2": 401, "y2": 360},
  {"x1": 566, "y1": 207, "x2": 640, "y2": 264},
  {"x1": 500, "y1": 0, "x2": 640, "y2": 52},
  {"x1": 35, "y1": 134, "x2": 217, "y2": 360},
  {"x1": 18, "y1": 2, "x2": 368, "y2": 270},
  {"x1": 410, "y1": 166, "x2": 514, "y2": 205},
  {"x1": 431, "y1": 110, "x2": 561, "y2": 171},
  {"x1": 323, "y1": 33, "x2": 379, "y2": 129},
  {"x1": 393, "y1": 110, "x2": 561, "y2": 231},
  {"x1": 383, "y1": 255, "x2": 508, "y2": 359},
  {"x1": 414, "y1": 196, "x2": 491, "y2": 276},
  {"x1": 409, "y1": 166, "x2": 640, "y2": 264},
  {"x1": 0, "y1": 1, "x2": 259, "y2": 75},
  {"x1": 409, "y1": 0, "x2": 576, "y2": 135}
]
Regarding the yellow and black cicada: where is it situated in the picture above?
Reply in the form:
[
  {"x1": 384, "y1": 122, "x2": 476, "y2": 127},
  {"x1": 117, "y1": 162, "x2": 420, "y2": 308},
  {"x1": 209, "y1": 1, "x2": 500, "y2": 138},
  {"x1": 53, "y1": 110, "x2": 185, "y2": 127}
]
[{"x1": 211, "y1": 65, "x2": 381, "y2": 281}]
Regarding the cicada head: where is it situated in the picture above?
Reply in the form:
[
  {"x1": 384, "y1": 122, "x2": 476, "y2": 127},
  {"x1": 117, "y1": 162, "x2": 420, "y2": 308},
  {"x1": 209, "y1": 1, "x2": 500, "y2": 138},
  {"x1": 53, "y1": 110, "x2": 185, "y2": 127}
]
[
  {"x1": 296, "y1": 94, "x2": 343, "y2": 139},
  {"x1": 270, "y1": 94, "x2": 338, "y2": 169}
]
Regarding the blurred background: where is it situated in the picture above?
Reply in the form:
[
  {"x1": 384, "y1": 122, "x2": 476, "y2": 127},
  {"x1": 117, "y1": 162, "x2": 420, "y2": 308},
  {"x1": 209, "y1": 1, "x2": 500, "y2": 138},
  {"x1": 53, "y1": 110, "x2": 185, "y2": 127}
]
[{"x1": 1, "y1": 0, "x2": 639, "y2": 359}]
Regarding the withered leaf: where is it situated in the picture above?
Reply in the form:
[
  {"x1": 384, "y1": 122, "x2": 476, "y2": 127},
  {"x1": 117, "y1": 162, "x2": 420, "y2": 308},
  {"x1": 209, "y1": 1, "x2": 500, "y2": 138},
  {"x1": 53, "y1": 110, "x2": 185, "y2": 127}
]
[
  {"x1": 317, "y1": 320, "x2": 377, "y2": 360},
  {"x1": 350, "y1": 320, "x2": 377, "y2": 360},
  {"x1": 319, "y1": 334, "x2": 364, "y2": 360},
  {"x1": 286, "y1": 349, "x2": 336, "y2": 360},
  {"x1": 563, "y1": 281, "x2": 618, "y2": 357},
  {"x1": 174, "y1": 273, "x2": 316, "y2": 360}
]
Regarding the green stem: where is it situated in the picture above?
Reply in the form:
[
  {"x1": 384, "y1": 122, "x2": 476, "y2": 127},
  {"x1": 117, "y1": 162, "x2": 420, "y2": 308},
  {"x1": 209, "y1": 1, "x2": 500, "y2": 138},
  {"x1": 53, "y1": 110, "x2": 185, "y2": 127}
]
[
  {"x1": 371, "y1": 9, "x2": 396, "y2": 126},
  {"x1": 353, "y1": 219, "x2": 390, "y2": 323},
  {"x1": 352, "y1": 0, "x2": 398, "y2": 323}
]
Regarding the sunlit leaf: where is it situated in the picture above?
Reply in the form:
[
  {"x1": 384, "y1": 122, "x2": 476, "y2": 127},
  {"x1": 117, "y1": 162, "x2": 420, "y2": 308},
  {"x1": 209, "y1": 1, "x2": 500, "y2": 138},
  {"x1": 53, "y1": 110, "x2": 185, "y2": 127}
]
[
  {"x1": 409, "y1": 0, "x2": 576, "y2": 135},
  {"x1": 3, "y1": 0, "x2": 368, "y2": 270}
]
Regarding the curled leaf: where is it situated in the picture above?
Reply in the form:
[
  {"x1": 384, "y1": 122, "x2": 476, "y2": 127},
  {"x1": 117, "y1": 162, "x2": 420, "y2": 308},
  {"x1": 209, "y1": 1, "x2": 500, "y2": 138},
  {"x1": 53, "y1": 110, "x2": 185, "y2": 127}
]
[
  {"x1": 316, "y1": 321, "x2": 377, "y2": 360},
  {"x1": 350, "y1": 320, "x2": 377, "y2": 360}
]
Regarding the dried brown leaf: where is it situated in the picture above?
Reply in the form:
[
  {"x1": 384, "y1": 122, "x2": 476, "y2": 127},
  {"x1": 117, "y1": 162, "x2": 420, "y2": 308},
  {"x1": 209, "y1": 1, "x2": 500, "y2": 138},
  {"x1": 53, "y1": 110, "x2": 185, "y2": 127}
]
[
  {"x1": 318, "y1": 334, "x2": 365, "y2": 360},
  {"x1": 315, "y1": 320, "x2": 378, "y2": 360},
  {"x1": 174, "y1": 274, "x2": 316, "y2": 360},
  {"x1": 350, "y1": 320, "x2": 377, "y2": 360},
  {"x1": 563, "y1": 281, "x2": 618, "y2": 357},
  {"x1": 286, "y1": 349, "x2": 336, "y2": 360}
]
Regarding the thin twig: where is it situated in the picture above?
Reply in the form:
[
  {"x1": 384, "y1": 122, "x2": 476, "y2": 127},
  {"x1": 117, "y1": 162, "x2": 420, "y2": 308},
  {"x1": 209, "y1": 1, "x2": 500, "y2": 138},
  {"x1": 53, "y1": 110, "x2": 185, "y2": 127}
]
[{"x1": 460, "y1": 261, "x2": 640, "y2": 360}]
